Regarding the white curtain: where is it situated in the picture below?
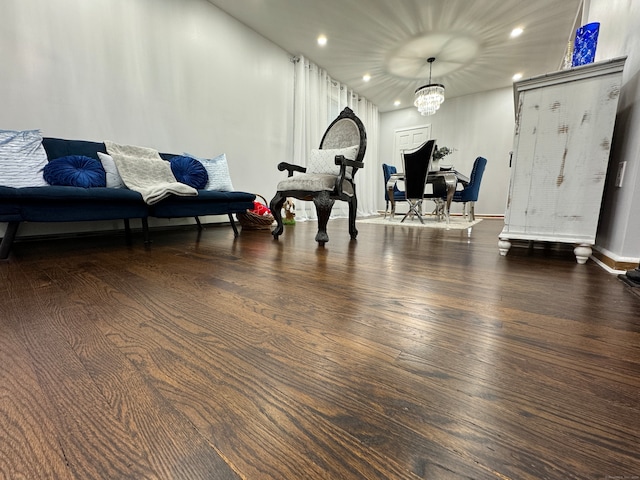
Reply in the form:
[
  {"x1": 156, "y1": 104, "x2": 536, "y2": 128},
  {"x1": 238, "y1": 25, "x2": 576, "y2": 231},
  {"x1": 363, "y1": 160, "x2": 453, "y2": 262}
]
[{"x1": 292, "y1": 56, "x2": 379, "y2": 220}]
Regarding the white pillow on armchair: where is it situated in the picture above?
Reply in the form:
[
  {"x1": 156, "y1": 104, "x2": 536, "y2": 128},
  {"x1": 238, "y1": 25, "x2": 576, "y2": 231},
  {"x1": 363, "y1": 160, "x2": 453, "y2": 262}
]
[{"x1": 307, "y1": 145, "x2": 359, "y2": 179}]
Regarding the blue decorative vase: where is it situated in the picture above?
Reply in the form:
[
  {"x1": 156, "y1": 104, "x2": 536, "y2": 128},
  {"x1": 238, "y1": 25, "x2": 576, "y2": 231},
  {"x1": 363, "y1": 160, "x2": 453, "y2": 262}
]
[{"x1": 572, "y1": 22, "x2": 600, "y2": 67}]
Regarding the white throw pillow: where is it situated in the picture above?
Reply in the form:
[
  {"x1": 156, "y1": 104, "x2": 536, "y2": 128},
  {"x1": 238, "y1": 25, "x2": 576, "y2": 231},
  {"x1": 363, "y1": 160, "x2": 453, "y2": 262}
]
[
  {"x1": 307, "y1": 145, "x2": 359, "y2": 179},
  {"x1": 184, "y1": 152, "x2": 234, "y2": 191},
  {"x1": 0, "y1": 129, "x2": 49, "y2": 187},
  {"x1": 97, "y1": 152, "x2": 125, "y2": 188}
]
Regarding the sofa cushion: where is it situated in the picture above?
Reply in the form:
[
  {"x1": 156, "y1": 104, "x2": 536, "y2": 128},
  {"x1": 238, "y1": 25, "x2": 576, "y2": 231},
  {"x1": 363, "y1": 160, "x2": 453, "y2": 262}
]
[
  {"x1": 184, "y1": 152, "x2": 234, "y2": 191},
  {"x1": 42, "y1": 137, "x2": 106, "y2": 162},
  {"x1": 18, "y1": 186, "x2": 147, "y2": 222},
  {"x1": 43, "y1": 155, "x2": 107, "y2": 188},
  {"x1": 0, "y1": 186, "x2": 22, "y2": 221},
  {"x1": 151, "y1": 190, "x2": 255, "y2": 218},
  {"x1": 170, "y1": 155, "x2": 208, "y2": 189},
  {"x1": 0, "y1": 129, "x2": 49, "y2": 188}
]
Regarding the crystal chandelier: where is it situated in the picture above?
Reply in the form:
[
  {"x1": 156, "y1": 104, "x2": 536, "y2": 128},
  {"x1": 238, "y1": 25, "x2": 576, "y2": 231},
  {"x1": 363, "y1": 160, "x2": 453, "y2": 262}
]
[{"x1": 414, "y1": 57, "x2": 445, "y2": 116}]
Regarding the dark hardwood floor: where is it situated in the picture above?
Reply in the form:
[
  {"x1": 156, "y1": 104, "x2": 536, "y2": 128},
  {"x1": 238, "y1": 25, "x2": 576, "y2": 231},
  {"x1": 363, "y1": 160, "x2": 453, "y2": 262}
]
[{"x1": 1, "y1": 217, "x2": 638, "y2": 479}]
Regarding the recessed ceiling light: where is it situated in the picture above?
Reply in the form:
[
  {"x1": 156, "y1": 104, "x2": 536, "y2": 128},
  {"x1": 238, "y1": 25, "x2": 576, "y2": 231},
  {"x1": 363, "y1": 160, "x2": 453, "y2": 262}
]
[
  {"x1": 362, "y1": 74, "x2": 371, "y2": 82},
  {"x1": 512, "y1": 73, "x2": 523, "y2": 81},
  {"x1": 394, "y1": 100, "x2": 401, "y2": 107},
  {"x1": 510, "y1": 27, "x2": 524, "y2": 38},
  {"x1": 317, "y1": 35, "x2": 327, "y2": 46}
]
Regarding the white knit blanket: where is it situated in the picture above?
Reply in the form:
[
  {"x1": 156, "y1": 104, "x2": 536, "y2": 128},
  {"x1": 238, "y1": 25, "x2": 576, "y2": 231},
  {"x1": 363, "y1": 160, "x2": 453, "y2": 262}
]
[{"x1": 105, "y1": 141, "x2": 197, "y2": 205}]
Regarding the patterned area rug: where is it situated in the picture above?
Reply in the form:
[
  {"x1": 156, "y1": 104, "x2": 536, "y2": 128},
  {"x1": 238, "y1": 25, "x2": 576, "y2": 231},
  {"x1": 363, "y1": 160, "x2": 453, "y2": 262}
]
[{"x1": 358, "y1": 215, "x2": 482, "y2": 230}]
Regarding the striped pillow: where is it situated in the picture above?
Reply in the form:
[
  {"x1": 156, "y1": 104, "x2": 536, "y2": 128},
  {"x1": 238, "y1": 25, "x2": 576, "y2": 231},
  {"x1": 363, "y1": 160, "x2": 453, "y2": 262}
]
[{"x1": 0, "y1": 129, "x2": 49, "y2": 187}]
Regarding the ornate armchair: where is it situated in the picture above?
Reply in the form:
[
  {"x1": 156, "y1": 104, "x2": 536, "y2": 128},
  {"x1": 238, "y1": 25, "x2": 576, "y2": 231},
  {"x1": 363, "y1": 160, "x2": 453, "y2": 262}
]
[{"x1": 269, "y1": 107, "x2": 367, "y2": 245}]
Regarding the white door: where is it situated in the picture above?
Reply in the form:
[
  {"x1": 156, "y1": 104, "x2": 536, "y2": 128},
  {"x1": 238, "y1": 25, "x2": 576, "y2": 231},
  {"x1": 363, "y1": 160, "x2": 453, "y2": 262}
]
[{"x1": 393, "y1": 125, "x2": 431, "y2": 167}]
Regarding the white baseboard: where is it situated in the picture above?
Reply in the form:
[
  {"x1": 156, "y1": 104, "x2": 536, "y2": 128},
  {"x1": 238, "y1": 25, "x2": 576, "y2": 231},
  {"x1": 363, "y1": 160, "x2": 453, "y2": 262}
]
[{"x1": 592, "y1": 245, "x2": 639, "y2": 273}]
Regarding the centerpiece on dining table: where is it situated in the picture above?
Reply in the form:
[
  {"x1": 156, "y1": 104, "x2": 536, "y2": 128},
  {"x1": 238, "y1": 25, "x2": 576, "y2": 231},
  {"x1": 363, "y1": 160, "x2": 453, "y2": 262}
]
[{"x1": 431, "y1": 145, "x2": 455, "y2": 172}]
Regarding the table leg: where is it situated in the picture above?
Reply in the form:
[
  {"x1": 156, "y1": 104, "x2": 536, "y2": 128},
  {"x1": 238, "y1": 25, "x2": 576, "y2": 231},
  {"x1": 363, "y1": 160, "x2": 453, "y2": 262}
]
[{"x1": 442, "y1": 173, "x2": 457, "y2": 224}]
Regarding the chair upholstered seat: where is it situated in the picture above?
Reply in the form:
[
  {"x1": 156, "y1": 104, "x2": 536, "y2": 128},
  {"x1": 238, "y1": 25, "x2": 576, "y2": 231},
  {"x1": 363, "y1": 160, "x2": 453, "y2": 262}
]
[
  {"x1": 269, "y1": 107, "x2": 366, "y2": 245},
  {"x1": 276, "y1": 173, "x2": 354, "y2": 197}
]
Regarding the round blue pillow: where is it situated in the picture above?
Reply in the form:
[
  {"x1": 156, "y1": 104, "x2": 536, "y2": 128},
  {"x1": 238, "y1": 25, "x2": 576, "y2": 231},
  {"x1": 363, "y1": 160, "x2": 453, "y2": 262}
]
[
  {"x1": 170, "y1": 155, "x2": 208, "y2": 190},
  {"x1": 43, "y1": 155, "x2": 107, "y2": 188}
]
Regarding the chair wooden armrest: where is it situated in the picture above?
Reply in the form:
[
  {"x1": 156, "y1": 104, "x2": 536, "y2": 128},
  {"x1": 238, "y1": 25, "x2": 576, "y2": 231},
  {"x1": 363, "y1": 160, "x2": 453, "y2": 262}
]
[
  {"x1": 332, "y1": 155, "x2": 364, "y2": 193},
  {"x1": 278, "y1": 162, "x2": 307, "y2": 177},
  {"x1": 336, "y1": 156, "x2": 364, "y2": 169}
]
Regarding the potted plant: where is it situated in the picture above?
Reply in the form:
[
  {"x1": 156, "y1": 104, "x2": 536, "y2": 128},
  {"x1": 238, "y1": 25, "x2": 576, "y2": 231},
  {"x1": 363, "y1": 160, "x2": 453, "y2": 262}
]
[{"x1": 431, "y1": 146, "x2": 455, "y2": 171}]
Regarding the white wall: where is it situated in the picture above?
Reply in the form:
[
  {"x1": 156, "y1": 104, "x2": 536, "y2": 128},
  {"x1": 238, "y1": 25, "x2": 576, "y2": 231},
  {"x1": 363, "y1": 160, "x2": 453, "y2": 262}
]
[
  {"x1": 379, "y1": 87, "x2": 515, "y2": 216},
  {"x1": 587, "y1": 0, "x2": 640, "y2": 262},
  {"x1": 0, "y1": 0, "x2": 293, "y2": 237}
]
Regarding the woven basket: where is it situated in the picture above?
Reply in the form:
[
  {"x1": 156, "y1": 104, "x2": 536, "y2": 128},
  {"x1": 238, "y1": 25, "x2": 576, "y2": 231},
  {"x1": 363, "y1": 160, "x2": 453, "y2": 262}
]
[{"x1": 236, "y1": 194, "x2": 275, "y2": 230}]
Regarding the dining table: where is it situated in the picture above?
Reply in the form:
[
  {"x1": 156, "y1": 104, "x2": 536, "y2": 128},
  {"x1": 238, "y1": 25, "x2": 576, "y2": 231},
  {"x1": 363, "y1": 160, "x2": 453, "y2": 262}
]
[{"x1": 385, "y1": 167, "x2": 470, "y2": 224}]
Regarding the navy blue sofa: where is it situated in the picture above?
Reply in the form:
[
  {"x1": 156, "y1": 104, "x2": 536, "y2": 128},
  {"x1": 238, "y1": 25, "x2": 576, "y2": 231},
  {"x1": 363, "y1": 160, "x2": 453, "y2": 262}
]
[{"x1": 0, "y1": 137, "x2": 255, "y2": 259}]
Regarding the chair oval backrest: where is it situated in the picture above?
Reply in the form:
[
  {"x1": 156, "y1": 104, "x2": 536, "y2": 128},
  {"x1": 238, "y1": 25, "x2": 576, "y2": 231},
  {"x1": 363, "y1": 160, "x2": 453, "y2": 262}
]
[
  {"x1": 402, "y1": 139, "x2": 436, "y2": 200},
  {"x1": 319, "y1": 107, "x2": 367, "y2": 167}
]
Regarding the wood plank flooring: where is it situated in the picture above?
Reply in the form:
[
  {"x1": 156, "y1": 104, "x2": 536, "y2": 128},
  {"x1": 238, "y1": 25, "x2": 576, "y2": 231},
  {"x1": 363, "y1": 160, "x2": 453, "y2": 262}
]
[{"x1": 1, "y1": 218, "x2": 638, "y2": 479}]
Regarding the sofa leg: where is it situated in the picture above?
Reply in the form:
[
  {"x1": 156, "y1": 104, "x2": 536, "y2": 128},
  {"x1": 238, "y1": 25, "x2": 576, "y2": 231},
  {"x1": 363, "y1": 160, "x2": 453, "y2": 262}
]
[
  {"x1": 228, "y1": 214, "x2": 239, "y2": 237},
  {"x1": 195, "y1": 216, "x2": 203, "y2": 230},
  {"x1": 0, "y1": 221, "x2": 20, "y2": 260},
  {"x1": 142, "y1": 218, "x2": 151, "y2": 245},
  {"x1": 124, "y1": 219, "x2": 132, "y2": 245}
]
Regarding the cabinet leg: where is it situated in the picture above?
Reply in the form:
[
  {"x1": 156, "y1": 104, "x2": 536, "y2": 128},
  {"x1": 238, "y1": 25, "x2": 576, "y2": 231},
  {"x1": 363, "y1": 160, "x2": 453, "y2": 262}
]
[
  {"x1": 498, "y1": 238, "x2": 511, "y2": 256},
  {"x1": 574, "y1": 244, "x2": 592, "y2": 264}
]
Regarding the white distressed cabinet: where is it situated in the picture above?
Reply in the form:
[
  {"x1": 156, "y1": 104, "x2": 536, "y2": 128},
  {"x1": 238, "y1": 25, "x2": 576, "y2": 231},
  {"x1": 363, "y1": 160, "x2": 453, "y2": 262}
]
[{"x1": 499, "y1": 57, "x2": 626, "y2": 264}]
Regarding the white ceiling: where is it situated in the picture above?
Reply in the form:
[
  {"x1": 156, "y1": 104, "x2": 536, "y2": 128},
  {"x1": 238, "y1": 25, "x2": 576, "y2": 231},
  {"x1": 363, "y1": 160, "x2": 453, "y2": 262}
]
[{"x1": 206, "y1": 0, "x2": 583, "y2": 112}]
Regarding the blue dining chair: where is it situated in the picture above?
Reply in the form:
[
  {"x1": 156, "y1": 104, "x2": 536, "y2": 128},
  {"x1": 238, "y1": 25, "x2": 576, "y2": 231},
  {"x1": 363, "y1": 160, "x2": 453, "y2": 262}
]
[
  {"x1": 450, "y1": 156, "x2": 487, "y2": 221},
  {"x1": 382, "y1": 163, "x2": 404, "y2": 218}
]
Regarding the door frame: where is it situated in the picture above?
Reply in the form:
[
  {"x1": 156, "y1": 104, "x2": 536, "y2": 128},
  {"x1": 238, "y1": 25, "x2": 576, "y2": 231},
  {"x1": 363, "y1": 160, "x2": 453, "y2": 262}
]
[{"x1": 393, "y1": 124, "x2": 432, "y2": 167}]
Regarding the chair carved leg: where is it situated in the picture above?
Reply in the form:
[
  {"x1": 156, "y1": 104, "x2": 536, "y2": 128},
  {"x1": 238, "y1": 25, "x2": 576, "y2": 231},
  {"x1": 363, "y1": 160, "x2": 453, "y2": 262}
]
[
  {"x1": 313, "y1": 191, "x2": 334, "y2": 245},
  {"x1": 348, "y1": 193, "x2": 358, "y2": 239},
  {"x1": 270, "y1": 192, "x2": 286, "y2": 239}
]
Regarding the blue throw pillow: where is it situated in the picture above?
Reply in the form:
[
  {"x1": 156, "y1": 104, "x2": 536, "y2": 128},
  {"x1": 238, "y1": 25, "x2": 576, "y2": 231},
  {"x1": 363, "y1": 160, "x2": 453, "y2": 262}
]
[
  {"x1": 43, "y1": 155, "x2": 106, "y2": 188},
  {"x1": 170, "y1": 155, "x2": 208, "y2": 190}
]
